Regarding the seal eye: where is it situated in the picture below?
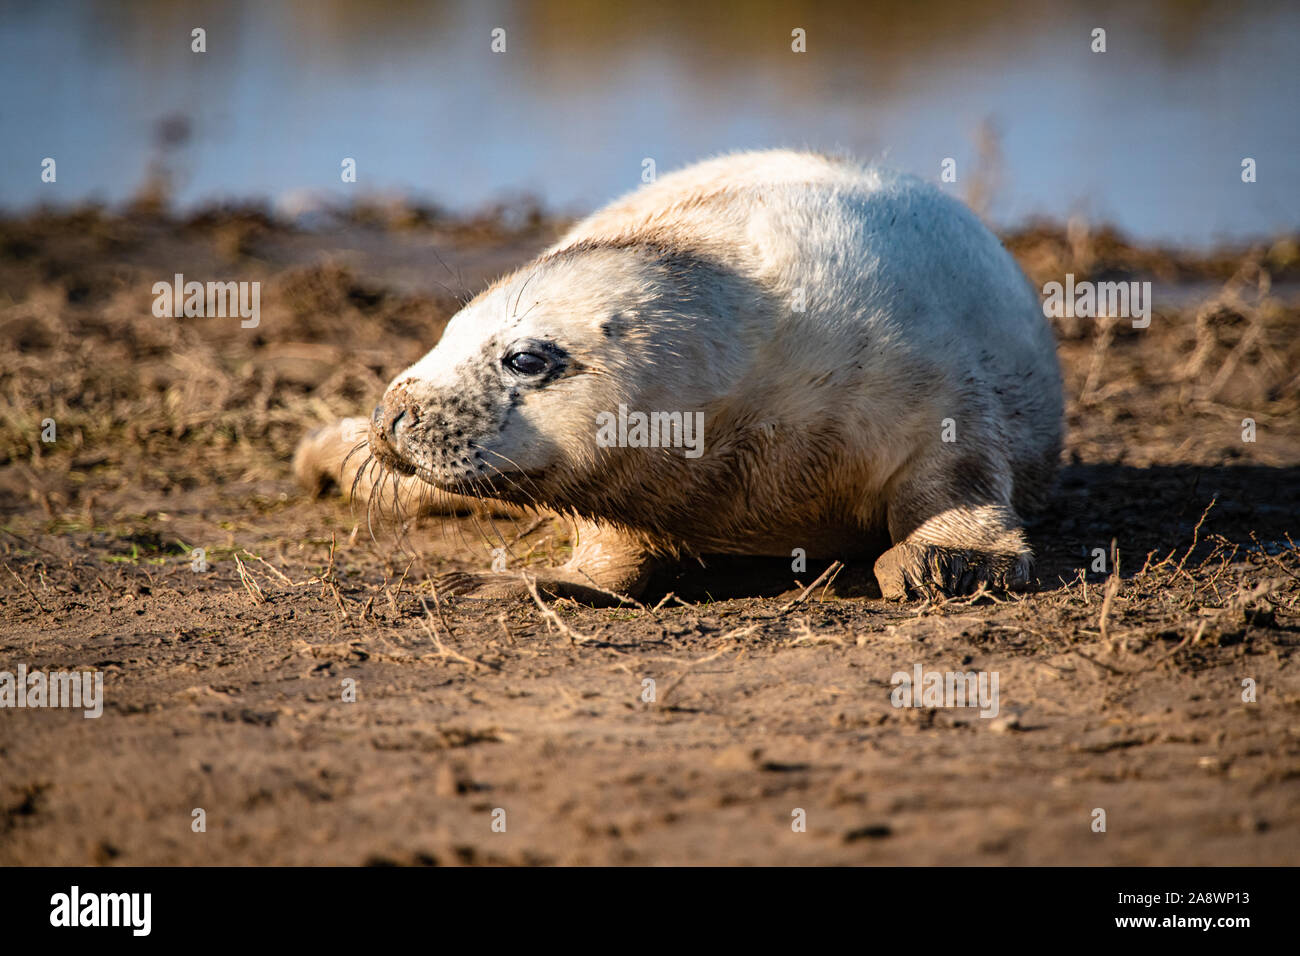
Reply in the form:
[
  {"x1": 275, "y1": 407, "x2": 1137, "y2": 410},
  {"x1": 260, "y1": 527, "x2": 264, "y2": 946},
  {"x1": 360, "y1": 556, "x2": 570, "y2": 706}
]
[{"x1": 504, "y1": 351, "x2": 549, "y2": 376}]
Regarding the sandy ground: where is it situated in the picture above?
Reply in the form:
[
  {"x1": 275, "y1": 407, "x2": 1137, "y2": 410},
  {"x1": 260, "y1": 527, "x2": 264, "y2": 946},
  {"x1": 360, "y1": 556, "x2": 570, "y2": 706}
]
[{"x1": 1, "y1": 204, "x2": 1298, "y2": 865}]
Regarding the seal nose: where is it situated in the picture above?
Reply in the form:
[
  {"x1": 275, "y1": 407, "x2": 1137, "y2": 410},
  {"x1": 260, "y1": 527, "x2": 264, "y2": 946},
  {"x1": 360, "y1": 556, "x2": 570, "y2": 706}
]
[{"x1": 373, "y1": 401, "x2": 412, "y2": 444}]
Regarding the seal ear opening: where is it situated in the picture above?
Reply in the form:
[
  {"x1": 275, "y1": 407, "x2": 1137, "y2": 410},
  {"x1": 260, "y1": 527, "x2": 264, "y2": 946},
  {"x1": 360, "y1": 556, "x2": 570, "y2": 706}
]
[{"x1": 600, "y1": 312, "x2": 627, "y2": 339}]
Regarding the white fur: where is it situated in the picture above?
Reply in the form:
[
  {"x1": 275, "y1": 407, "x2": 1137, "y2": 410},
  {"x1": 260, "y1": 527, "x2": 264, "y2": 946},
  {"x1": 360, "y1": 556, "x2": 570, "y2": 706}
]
[{"x1": 388, "y1": 149, "x2": 1059, "y2": 510}]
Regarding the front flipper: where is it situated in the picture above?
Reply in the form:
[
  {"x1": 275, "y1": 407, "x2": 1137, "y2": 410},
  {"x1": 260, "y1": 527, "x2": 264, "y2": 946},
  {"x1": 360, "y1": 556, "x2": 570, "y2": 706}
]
[
  {"x1": 436, "y1": 570, "x2": 636, "y2": 607},
  {"x1": 439, "y1": 519, "x2": 661, "y2": 606},
  {"x1": 874, "y1": 531, "x2": 1032, "y2": 600},
  {"x1": 875, "y1": 447, "x2": 1035, "y2": 600}
]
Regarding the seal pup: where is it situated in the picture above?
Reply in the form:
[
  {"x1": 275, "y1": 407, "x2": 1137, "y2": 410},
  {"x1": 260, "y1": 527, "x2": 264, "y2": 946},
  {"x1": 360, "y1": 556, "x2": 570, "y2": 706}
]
[{"x1": 295, "y1": 150, "x2": 1063, "y2": 602}]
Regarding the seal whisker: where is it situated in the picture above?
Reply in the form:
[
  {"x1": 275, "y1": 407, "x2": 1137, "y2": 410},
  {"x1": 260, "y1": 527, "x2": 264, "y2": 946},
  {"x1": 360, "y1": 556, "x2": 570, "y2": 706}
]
[
  {"x1": 475, "y1": 448, "x2": 546, "y2": 511},
  {"x1": 512, "y1": 299, "x2": 542, "y2": 324},
  {"x1": 347, "y1": 450, "x2": 374, "y2": 509},
  {"x1": 386, "y1": 470, "x2": 410, "y2": 552},
  {"x1": 340, "y1": 437, "x2": 369, "y2": 478},
  {"x1": 469, "y1": 472, "x2": 523, "y2": 552},
  {"x1": 428, "y1": 244, "x2": 472, "y2": 307},
  {"x1": 459, "y1": 479, "x2": 510, "y2": 561},
  {"x1": 364, "y1": 458, "x2": 383, "y2": 546},
  {"x1": 510, "y1": 268, "x2": 540, "y2": 319}
]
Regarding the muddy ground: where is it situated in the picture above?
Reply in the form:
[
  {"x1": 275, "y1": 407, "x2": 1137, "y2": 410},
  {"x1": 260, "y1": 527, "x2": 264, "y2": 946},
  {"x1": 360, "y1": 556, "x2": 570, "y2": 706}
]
[{"x1": 1, "y1": 203, "x2": 1298, "y2": 865}]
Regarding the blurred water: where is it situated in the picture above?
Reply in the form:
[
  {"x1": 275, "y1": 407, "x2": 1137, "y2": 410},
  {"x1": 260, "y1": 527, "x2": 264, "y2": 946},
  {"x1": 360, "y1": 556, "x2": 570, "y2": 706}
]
[{"x1": 1, "y1": 0, "x2": 1297, "y2": 244}]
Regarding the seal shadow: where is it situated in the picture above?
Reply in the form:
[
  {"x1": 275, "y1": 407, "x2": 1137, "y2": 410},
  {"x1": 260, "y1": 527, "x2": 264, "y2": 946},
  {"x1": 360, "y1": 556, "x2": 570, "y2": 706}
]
[{"x1": 638, "y1": 463, "x2": 1299, "y2": 603}]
